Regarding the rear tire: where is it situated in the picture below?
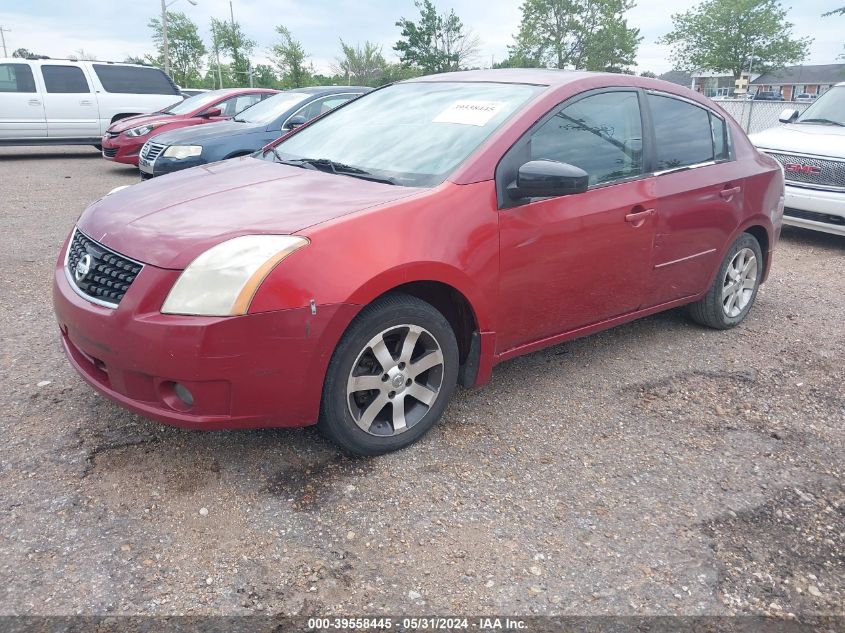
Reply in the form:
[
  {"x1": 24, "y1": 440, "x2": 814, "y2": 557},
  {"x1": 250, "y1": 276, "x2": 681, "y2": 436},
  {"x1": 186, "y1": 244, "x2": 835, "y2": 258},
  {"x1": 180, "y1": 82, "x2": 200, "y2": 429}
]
[
  {"x1": 688, "y1": 233, "x2": 763, "y2": 329},
  {"x1": 318, "y1": 293, "x2": 459, "y2": 456}
]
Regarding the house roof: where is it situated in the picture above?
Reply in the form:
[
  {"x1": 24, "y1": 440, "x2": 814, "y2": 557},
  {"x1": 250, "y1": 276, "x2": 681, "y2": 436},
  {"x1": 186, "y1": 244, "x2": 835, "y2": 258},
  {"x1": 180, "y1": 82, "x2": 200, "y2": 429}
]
[
  {"x1": 751, "y1": 64, "x2": 845, "y2": 85},
  {"x1": 658, "y1": 70, "x2": 693, "y2": 86}
]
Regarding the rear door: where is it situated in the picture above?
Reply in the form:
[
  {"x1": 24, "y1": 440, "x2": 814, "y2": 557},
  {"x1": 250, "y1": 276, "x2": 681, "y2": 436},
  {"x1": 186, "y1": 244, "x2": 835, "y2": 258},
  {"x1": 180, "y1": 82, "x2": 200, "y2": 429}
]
[
  {"x1": 39, "y1": 63, "x2": 101, "y2": 139},
  {"x1": 0, "y1": 62, "x2": 46, "y2": 139},
  {"x1": 644, "y1": 92, "x2": 741, "y2": 306}
]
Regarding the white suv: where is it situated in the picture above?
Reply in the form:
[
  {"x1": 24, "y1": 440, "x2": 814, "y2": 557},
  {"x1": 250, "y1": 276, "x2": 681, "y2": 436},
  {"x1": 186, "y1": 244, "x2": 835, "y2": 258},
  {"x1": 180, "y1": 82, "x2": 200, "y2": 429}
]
[
  {"x1": 0, "y1": 58, "x2": 182, "y2": 147},
  {"x1": 749, "y1": 83, "x2": 845, "y2": 236}
]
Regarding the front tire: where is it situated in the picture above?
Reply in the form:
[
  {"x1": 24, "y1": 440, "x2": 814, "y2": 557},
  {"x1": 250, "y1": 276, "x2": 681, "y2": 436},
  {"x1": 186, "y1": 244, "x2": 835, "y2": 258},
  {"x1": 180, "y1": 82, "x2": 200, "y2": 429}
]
[
  {"x1": 688, "y1": 232, "x2": 763, "y2": 329},
  {"x1": 318, "y1": 293, "x2": 459, "y2": 456}
]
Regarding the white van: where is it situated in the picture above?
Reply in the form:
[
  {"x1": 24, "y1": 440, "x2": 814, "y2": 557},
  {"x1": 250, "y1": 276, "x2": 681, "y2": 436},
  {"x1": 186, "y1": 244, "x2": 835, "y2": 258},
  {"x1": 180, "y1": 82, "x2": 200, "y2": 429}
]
[{"x1": 0, "y1": 58, "x2": 182, "y2": 147}]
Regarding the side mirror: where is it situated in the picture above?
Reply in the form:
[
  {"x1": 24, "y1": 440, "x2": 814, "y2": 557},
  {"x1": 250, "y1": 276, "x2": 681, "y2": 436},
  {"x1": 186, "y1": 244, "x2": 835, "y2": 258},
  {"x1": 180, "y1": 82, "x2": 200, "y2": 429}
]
[
  {"x1": 778, "y1": 108, "x2": 799, "y2": 124},
  {"x1": 285, "y1": 115, "x2": 307, "y2": 130},
  {"x1": 200, "y1": 107, "x2": 223, "y2": 118},
  {"x1": 507, "y1": 160, "x2": 589, "y2": 200}
]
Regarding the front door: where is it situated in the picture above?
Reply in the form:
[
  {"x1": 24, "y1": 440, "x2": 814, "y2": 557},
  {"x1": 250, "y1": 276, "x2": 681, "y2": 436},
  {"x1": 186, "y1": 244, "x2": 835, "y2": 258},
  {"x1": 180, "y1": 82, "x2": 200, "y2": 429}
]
[
  {"x1": 39, "y1": 63, "x2": 100, "y2": 139},
  {"x1": 0, "y1": 63, "x2": 46, "y2": 139},
  {"x1": 496, "y1": 89, "x2": 657, "y2": 353}
]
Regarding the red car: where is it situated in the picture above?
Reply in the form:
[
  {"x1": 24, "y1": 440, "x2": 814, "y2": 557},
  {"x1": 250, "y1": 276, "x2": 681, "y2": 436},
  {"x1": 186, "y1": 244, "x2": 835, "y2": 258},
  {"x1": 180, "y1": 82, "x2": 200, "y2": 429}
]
[
  {"x1": 100, "y1": 88, "x2": 278, "y2": 165},
  {"x1": 54, "y1": 70, "x2": 784, "y2": 455}
]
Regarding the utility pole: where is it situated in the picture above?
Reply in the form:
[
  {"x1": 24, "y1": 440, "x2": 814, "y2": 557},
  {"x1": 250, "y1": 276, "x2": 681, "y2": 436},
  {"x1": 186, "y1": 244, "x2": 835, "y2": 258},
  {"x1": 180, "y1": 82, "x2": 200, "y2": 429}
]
[
  {"x1": 160, "y1": 0, "x2": 170, "y2": 77},
  {"x1": 0, "y1": 26, "x2": 10, "y2": 58}
]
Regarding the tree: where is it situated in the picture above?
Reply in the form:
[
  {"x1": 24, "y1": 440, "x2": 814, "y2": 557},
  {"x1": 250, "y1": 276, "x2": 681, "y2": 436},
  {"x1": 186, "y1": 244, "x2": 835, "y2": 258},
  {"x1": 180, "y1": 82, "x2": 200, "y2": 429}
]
[
  {"x1": 70, "y1": 49, "x2": 97, "y2": 61},
  {"x1": 12, "y1": 48, "x2": 44, "y2": 59},
  {"x1": 124, "y1": 55, "x2": 148, "y2": 65},
  {"x1": 659, "y1": 0, "x2": 811, "y2": 78},
  {"x1": 394, "y1": 0, "x2": 481, "y2": 73},
  {"x1": 509, "y1": 0, "x2": 641, "y2": 72},
  {"x1": 211, "y1": 18, "x2": 255, "y2": 87},
  {"x1": 148, "y1": 12, "x2": 207, "y2": 87},
  {"x1": 639, "y1": 70, "x2": 658, "y2": 77},
  {"x1": 333, "y1": 40, "x2": 388, "y2": 85},
  {"x1": 271, "y1": 25, "x2": 310, "y2": 88}
]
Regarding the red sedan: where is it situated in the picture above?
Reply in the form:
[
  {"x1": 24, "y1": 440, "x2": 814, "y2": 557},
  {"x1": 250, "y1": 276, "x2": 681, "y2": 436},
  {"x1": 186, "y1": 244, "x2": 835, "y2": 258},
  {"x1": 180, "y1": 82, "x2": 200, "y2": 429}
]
[
  {"x1": 54, "y1": 70, "x2": 784, "y2": 455},
  {"x1": 100, "y1": 88, "x2": 278, "y2": 165}
]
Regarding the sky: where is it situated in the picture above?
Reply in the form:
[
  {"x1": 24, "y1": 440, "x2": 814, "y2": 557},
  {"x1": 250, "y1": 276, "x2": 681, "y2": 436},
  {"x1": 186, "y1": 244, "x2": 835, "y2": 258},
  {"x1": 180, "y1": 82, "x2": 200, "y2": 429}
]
[{"x1": 0, "y1": 0, "x2": 842, "y2": 76}]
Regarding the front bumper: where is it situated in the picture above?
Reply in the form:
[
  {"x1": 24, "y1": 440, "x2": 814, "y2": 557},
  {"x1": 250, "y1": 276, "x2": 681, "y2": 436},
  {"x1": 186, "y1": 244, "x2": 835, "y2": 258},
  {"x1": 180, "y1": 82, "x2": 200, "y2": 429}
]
[
  {"x1": 53, "y1": 247, "x2": 351, "y2": 430},
  {"x1": 783, "y1": 184, "x2": 845, "y2": 236},
  {"x1": 101, "y1": 134, "x2": 144, "y2": 166}
]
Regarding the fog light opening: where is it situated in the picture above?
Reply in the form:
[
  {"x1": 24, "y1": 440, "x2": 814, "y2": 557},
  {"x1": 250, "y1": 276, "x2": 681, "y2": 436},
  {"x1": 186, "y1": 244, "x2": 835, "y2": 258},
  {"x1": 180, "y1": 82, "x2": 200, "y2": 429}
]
[{"x1": 174, "y1": 382, "x2": 194, "y2": 408}]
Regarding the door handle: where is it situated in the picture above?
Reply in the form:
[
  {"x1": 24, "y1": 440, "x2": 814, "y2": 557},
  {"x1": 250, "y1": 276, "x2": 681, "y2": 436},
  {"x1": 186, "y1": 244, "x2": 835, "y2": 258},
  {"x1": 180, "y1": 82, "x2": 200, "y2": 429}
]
[
  {"x1": 28, "y1": 99, "x2": 41, "y2": 106},
  {"x1": 79, "y1": 100, "x2": 94, "y2": 106},
  {"x1": 625, "y1": 207, "x2": 655, "y2": 226},
  {"x1": 719, "y1": 186, "x2": 741, "y2": 200}
]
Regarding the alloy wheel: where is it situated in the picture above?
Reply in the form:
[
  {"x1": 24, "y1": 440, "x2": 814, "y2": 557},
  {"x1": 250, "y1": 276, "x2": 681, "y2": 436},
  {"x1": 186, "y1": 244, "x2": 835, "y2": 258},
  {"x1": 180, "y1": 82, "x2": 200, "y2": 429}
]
[
  {"x1": 346, "y1": 324, "x2": 445, "y2": 436},
  {"x1": 721, "y1": 247, "x2": 758, "y2": 318}
]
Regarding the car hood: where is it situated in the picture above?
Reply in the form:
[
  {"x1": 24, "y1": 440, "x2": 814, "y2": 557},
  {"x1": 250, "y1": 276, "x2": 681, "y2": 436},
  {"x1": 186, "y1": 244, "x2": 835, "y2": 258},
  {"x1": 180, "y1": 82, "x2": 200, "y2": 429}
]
[
  {"x1": 77, "y1": 157, "x2": 423, "y2": 269},
  {"x1": 108, "y1": 113, "x2": 178, "y2": 133},
  {"x1": 749, "y1": 123, "x2": 845, "y2": 159},
  {"x1": 152, "y1": 120, "x2": 261, "y2": 145}
]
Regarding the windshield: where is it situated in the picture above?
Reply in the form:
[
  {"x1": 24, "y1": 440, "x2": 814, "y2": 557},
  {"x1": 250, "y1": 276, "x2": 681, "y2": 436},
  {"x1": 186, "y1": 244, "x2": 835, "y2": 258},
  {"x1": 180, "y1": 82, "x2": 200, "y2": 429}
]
[
  {"x1": 235, "y1": 92, "x2": 310, "y2": 124},
  {"x1": 164, "y1": 91, "x2": 222, "y2": 115},
  {"x1": 797, "y1": 86, "x2": 845, "y2": 126},
  {"x1": 267, "y1": 81, "x2": 541, "y2": 187}
]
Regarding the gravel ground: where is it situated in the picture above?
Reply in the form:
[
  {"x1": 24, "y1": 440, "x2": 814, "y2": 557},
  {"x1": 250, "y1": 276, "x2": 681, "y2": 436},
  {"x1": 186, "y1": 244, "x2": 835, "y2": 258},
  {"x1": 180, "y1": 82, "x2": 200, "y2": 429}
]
[{"x1": 0, "y1": 146, "x2": 843, "y2": 617}]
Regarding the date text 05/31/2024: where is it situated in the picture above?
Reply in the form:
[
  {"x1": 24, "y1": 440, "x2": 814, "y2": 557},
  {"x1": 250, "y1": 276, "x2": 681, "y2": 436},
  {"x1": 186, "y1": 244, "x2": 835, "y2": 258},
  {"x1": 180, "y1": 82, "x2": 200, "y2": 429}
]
[{"x1": 307, "y1": 617, "x2": 528, "y2": 630}]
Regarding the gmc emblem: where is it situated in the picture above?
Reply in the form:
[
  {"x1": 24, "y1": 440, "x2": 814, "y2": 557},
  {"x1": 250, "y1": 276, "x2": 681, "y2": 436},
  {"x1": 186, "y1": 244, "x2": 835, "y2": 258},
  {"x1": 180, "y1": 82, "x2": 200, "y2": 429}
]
[{"x1": 784, "y1": 163, "x2": 822, "y2": 175}]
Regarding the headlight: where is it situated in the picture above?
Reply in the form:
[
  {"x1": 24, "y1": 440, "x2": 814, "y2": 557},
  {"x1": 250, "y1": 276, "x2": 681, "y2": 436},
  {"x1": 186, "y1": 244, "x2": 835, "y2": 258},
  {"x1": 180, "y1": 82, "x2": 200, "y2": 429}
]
[
  {"x1": 163, "y1": 145, "x2": 202, "y2": 160},
  {"x1": 125, "y1": 123, "x2": 164, "y2": 137},
  {"x1": 161, "y1": 235, "x2": 309, "y2": 316}
]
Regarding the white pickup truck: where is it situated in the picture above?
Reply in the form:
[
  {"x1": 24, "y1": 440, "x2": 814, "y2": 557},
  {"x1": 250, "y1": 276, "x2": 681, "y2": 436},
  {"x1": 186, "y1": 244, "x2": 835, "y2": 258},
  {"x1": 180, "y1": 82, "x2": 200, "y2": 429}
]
[
  {"x1": 0, "y1": 58, "x2": 181, "y2": 147},
  {"x1": 749, "y1": 82, "x2": 845, "y2": 236}
]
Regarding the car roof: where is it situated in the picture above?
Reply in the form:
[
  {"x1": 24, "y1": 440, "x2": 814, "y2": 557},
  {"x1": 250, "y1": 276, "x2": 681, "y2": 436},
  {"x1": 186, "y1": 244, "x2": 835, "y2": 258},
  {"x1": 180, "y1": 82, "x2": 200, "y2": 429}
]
[{"x1": 294, "y1": 85, "x2": 370, "y2": 95}]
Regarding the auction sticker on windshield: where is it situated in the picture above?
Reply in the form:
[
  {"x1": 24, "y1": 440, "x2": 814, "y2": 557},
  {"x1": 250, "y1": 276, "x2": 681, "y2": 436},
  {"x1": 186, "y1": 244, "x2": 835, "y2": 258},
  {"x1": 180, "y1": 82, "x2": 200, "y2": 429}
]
[{"x1": 433, "y1": 100, "x2": 505, "y2": 126}]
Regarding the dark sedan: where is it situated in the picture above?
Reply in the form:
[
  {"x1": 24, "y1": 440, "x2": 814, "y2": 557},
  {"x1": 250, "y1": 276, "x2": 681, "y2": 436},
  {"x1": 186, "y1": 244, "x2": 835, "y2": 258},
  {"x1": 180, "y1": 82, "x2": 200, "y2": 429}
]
[{"x1": 138, "y1": 86, "x2": 369, "y2": 178}]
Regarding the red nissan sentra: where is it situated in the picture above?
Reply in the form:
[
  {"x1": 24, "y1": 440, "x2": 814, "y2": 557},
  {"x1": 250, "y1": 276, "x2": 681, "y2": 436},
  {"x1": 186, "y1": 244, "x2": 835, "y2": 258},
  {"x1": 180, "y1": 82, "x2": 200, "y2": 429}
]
[
  {"x1": 53, "y1": 70, "x2": 784, "y2": 455},
  {"x1": 101, "y1": 88, "x2": 278, "y2": 165}
]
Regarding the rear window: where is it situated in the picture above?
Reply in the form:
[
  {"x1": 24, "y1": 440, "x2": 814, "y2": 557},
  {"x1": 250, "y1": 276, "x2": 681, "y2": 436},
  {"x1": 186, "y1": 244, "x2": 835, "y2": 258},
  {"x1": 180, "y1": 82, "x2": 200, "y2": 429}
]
[
  {"x1": 42, "y1": 65, "x2": 90, "y2": 93},
  {"x1": 93, "y1": 64, "x2": 179, "y2": 95},
  {"x1": 0, "y1": 63, "x2": 36, "y2": 93},
  {"x1": 648, "y1": 94, "x2": 714, "y2": 170}
]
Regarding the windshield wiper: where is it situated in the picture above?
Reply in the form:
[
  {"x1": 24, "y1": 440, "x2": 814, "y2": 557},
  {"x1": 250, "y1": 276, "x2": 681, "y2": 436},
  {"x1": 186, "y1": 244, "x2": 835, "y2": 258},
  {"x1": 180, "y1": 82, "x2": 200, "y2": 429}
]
[
  {"x1": 800, "y1": 117, "x2": 845, "y2": 127},
  {"x1": 274, "y1": 157, "x2": 397, "y2": 185}
]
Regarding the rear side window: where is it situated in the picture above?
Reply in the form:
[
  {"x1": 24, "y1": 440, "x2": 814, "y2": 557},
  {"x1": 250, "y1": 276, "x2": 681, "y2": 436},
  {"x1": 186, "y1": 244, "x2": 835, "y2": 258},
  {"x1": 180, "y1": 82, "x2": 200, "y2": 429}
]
[
  {"x1": 0, "y1": 63, "x2": 36, "y2": 93},
  {"x1": 42, "y1": 65, "x2": 90, "y2": 93},
  {"x1": 711, "y1": 113, "x2": 728, "y2": 160},
  {"x1": 648, "y1": 94, "x2": 713, "y2": 170},
  {"x1": 93, "y1": 64, "x2": 179, "y2": 95},
  {"x1": 528, "y1": 90, "x2": 644, "y2": 186}
]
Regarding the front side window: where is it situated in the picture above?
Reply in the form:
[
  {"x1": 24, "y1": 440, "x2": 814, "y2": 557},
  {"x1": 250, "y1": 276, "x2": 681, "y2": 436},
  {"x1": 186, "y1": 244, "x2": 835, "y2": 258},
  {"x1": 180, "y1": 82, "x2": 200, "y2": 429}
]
[
  {"x1": 649, "y1": 94, "x2": 714, "y2": 170},
  {"x1": 216, "y1": 93, "x2": 265, "y2": 117},
  {"x1": 93, "y1": 64, "x2": 179, "y2": 95},
  {"x1": 528, "y1": 90, "x2": 644, "y2": 186},
  {"x1": 289, "y1": 94, "x2": 355, "y2": 123},
  {"x1": 269, "y1": 81, "x2": 541, "y2": 187},
  {"x1": 0, "y1": 63, "x2": 36, "y2": 93},
  {"x1": 41, "y1": 65, "x2": 90, "y2": 93}
]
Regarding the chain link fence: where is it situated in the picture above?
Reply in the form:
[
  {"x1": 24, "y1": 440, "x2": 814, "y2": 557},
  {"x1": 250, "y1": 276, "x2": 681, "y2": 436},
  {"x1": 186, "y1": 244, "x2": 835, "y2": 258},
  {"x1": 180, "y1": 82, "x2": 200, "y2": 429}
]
[{"x1": 715, "y1": 100, "x2": 812, "y2": 134}]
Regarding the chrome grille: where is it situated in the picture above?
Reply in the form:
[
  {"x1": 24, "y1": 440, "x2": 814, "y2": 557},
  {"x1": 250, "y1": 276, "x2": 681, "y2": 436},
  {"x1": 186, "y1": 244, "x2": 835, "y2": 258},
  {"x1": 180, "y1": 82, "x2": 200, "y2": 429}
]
[
  {"x1": 65, "y1": 229, "x2": 143, "y2": 308},
  {"x1": 764, "y1": 151, "x2": 845, "y2": 190},
  {"x1": 106, "y1": 131, "x2": 120, "y2": 139},
  {"x1": 141, "y1": 141, "x2": 166, "y2": 161}
]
